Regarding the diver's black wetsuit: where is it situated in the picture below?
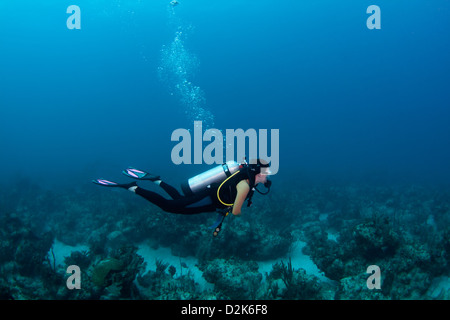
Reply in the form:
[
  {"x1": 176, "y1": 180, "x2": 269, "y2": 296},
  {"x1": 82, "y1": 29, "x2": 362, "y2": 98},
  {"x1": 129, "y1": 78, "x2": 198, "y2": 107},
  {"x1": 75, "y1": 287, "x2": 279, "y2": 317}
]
[{"x1": 135, "y1": 181, "x2": 217, "y2": 214}]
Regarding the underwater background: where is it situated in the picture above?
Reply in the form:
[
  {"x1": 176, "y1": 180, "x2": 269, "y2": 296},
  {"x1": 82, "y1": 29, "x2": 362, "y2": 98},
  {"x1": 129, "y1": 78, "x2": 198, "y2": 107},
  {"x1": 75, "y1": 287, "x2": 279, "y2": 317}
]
[{"x1": 0, "y1": 0, "x2": 449, "y2": 300}]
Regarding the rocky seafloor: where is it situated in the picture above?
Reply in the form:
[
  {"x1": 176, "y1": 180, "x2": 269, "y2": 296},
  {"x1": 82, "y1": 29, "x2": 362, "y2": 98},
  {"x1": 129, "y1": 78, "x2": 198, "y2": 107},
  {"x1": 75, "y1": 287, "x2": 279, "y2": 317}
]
[{"x1": 0, "y1": 178, "x2": 449, "y2": 300}]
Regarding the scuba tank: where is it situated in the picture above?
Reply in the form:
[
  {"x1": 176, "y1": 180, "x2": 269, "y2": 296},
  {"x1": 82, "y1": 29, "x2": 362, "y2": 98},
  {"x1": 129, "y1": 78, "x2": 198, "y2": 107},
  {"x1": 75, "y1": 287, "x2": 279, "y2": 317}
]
[
  {"x1": 181, "y1": 161, "x2": 241, "y2": 196},
  {"x1": 182, "y1": 159, "x2": 273, "y2": 237}
]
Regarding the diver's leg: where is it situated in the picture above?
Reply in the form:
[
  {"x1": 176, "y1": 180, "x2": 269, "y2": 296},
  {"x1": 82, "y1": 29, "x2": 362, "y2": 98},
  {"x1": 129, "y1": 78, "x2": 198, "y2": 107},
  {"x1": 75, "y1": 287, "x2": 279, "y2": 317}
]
[
  {"x1": 133, "y1": 187, "x2": 215, "y2": 215},
  {"x1": 133, "y1": 187, "x2": 174, "y2": 211},
  {"x1": 155, "y1": 181, "x2": 183, "y2": 200}
]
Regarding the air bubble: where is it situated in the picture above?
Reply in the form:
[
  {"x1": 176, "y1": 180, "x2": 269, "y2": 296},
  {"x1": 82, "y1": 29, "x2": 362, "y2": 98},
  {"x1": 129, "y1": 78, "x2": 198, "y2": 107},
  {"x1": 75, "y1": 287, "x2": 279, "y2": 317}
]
[{"x1": 158, "y1": 9, "x2": 215, "y2": 129}]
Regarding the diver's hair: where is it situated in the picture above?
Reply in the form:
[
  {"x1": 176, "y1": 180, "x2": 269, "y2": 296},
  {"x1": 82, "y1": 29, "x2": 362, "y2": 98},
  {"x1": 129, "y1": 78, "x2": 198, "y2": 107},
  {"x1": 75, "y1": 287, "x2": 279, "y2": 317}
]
[
  {"x1": 248, "y1": 158, "x2": 270, "y2": 175},
  {"x1": 248, "y1": 158, "x2": 269, "y2": 166}
]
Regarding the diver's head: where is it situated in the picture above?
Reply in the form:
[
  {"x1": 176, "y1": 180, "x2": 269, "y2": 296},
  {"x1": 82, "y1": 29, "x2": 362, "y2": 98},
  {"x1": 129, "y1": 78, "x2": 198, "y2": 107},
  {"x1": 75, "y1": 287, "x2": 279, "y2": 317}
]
[{"x1": 248, "y1": 158, "x2": 271, "y2": 185}]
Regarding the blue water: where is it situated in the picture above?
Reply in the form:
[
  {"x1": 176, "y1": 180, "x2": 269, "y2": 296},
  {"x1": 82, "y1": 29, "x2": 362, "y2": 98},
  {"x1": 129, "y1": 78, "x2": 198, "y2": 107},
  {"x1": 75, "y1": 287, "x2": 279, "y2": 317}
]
[
  {"x1": 0, "y1": 0, "x2": 449, "y2": 300},
  {"x1": 0, "y1": 0, "x2": 449, "y2": 187}
]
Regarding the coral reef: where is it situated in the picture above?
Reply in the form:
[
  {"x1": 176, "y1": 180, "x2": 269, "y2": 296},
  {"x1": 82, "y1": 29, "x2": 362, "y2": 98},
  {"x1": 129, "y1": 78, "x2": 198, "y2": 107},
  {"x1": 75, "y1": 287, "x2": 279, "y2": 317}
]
[
  {"x1": 136, "y1": 260, "x2": 201, "y2": 299},
  {"x1": 266, "y1": 258, "x2": 325, "y2": 299},
  {"x1": 0, "y1": 179, "x2": 449, "y2": 300},
  {"x1": 199, "y1": 258, "x2": 262, "y2": 299},
  {"x1": 91, "y1": 258, "x2": 124, "y2": 287},
  {"x1": 303, "y1": 186, "x2": 450, "y2": 299}
]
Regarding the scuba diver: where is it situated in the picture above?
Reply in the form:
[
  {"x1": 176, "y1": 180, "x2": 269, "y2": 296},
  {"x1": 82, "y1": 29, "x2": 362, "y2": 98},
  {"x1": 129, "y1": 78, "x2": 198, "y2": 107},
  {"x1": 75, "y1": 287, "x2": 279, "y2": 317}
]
[{"x1": 93, "y1": 159, "x2": 272, "y2": 236}]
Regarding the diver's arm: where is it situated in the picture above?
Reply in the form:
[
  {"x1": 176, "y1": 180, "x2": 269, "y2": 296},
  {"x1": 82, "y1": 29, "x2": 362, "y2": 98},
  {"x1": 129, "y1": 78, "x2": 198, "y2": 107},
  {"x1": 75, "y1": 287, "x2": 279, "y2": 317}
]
[{"x1": 232, "y1": 180, "x2": 250, "y2": 216}]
